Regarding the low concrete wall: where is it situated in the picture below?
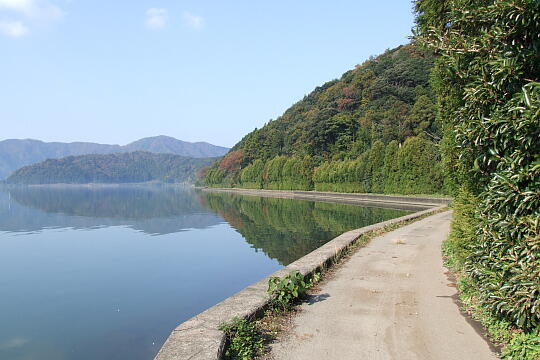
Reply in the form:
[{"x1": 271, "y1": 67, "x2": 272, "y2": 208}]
[
  {"x1": 155, "y1": 191, "x2": 448, "y2": 360},
  {"x1": 290, "y1": 190, "x2": 450, "y2": 205},
  {"x1": 199, "y1": 187, "x2": 451, "y2": 209}
]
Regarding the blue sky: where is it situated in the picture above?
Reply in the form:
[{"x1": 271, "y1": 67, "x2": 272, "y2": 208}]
[{"x1": 1, "y1": 1, "x2": 415, "y2": 148}]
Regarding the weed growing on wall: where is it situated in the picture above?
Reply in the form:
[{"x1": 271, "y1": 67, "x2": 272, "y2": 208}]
[
  {"x1": 219, "y1": 317, "x2": 264, "y2": 360},
  {"x1": 267, "y1": 270, "x2": 308, "y2": 311}
]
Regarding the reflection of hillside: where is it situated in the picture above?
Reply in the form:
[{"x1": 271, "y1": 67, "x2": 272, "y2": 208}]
[
  {"x1": 7, "y1": 185, "x2": 207, "y2": 219},
  {"x1": 0, "y1": 185, "x2": 411, "y2": 258},
  {"x1": 200, "y1": 192, "x2": 410, "y2": 265},
  {"x1": 0, "y1": 185, "x2": 223, "y2": 235}
]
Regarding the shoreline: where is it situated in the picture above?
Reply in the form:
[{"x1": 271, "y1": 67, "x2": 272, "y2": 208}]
[
  {"x1": 155, "y1": 189, "x2": 449, "y2": 360},
  {"x1": 197, "y1": 187, "x2": 450, "y2": 210}
]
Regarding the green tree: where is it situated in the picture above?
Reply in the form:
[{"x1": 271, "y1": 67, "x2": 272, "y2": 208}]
[
  {"x1": 239, "y1": 159, "x2": 265, "y2": 189},
  {"x1": 368, "y1": 140, "x2": 385, "y2": 193},
  {"x1": 263, "y1": 156, "x2": 288, "y2": 189},
  {"x1": 394, "y1": 137, "x2": 442, "y2": 194},
  {"x1": 382, "y1": 140, "x2": 399, "y2": 194},
  {"x1": 409, "y1": 95, "x2": 437, "y2": 138}
]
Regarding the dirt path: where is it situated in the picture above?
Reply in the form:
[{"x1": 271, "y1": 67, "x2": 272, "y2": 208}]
[{"x1": 268, "y1": 211, "x2": 498, "y2": 360}]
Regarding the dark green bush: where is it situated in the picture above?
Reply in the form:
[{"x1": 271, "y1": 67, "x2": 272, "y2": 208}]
[
  {"x1": 442, "y1": 187, "x2": 479, "y2": 270},
  {"x1": 416, "y1": 0, "x2": 540, "y2": 339}
]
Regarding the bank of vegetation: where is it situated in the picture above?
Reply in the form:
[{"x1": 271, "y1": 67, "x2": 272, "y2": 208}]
[
  {"x1": 415, "y1": 0, "x2": 539, "y2": 358},
  {"x1": 203, "y1": 44, "x2": 445, "y2": 195},
  {"x1": 6, "y1": 151, "x2": 215, "y2": 185}
]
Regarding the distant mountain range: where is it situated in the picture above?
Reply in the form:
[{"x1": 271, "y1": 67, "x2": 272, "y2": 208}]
[
  {"x1": 6, "y1": 151, "x2": 216, "y2": 185},
  {"x1": 0, "y1": 135, "x2": 228, "y2": 179}
]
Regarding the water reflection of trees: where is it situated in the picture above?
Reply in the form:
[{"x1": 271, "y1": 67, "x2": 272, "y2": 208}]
[
  {"x1": 0, "y1": 185, "x2": 223, "y2": 235},
  {"x1": 7, "y1": 185, "x2": 207, "y2": 219},
  {"x1": 0, "y1": 186, "x2": 410, "y2": 263},
  {"x1": 199, "y1": 192, "x2": 410, "y2": 265}
]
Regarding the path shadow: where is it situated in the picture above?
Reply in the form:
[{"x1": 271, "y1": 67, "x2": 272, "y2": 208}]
[{"x1": 306, "y1": 293, "x2": 330, "y2": 305}]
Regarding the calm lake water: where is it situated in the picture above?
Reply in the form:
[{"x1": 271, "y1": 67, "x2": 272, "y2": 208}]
[{"x1": 0, "y1": 185, "x2": 410, "y2": 360}]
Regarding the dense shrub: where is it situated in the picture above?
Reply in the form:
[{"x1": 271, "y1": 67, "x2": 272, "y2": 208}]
[{"x1": 416, "y1": 0, "x2": 540, "y2": 348}]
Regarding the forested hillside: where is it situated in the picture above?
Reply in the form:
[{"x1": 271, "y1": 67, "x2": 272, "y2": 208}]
[
  {"x1": 6, "y1": 151, "x2": 215, "y2": 184},
  {"x1": 204, "y1": 44, "x2": 444, "y2": 194}
]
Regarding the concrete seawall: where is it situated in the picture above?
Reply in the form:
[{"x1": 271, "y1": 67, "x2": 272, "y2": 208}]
[
  {"x1": 155, "y1": 189, "x2": 450, "y2": 360},
  {"x1": 197, "y1": 187, "x2": 450, "y2": 209}
]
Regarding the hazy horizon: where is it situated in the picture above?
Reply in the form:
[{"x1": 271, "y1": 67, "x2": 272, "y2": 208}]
[{"x1": 0, "y1": 135, "x2": 230, "y2": 148}]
